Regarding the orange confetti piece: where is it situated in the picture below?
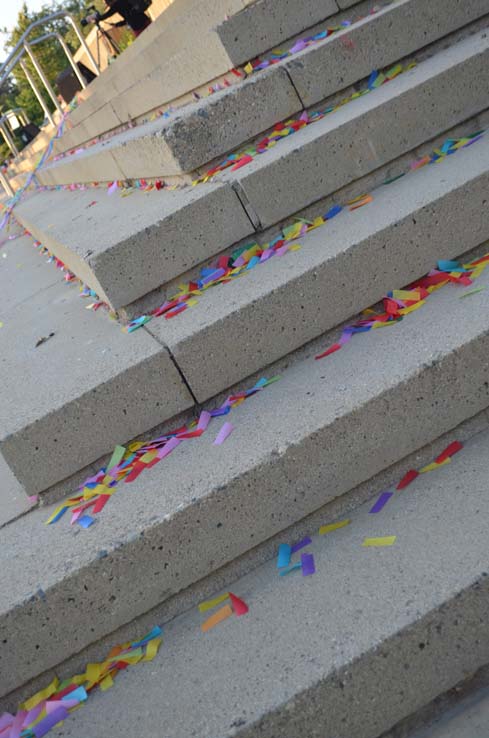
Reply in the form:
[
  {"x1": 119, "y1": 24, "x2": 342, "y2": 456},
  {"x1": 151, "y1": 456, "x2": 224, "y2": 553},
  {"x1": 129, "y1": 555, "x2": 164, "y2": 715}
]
[{"x1": 201, "y1": 604, "x2": 233, "y2": 632}]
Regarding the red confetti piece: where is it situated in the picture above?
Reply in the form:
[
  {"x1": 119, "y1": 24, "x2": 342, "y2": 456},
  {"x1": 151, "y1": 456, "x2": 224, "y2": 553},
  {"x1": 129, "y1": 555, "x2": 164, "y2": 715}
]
[
  {"x1": 435, "y1": 440, "x2": 463, "y2": 464},
  {"x1": 396, "y1": 469, "x2": 419, "y2": 490},
  {"x1": 315, "y1": 343, "x2": 341, "y2": 360},
  {"x1": 229, "y1": 592, "x2": 249, "y2": 616}
]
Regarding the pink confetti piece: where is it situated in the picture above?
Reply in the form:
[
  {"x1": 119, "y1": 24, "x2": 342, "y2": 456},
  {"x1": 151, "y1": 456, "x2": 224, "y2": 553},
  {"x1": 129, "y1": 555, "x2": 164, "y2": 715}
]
[
  {"x1": 213, "y1": 422, "x2": 234, "y2": 446},
  {"x1": 28, "y1": 495, "x2": 38, "y2": 505},
  {"x1": 157, "y1": 436, "x2": 181, "y2": 459},
  {"x1": 197, "y1": 411, "x2": 211, "y2": 432}
]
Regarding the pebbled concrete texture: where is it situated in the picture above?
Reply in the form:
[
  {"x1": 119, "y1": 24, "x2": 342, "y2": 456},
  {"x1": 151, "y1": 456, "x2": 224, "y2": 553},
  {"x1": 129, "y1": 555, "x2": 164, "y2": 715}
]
[
  {"x1": 285, "y1": 0, "x2": 489, "y2": 108},
  {"x1": 2, "y1": 257, "x2": 489, "y2": 696},
  {"x1": 412, "y1": 687, "x2": 489, "y2": 738},
  {"x1": 0, "y1": 452, "x2": 32, "y2": 528},
  {"x1": 42, "y1": 429, "x2": 489, "y2": 738},
  {"x1": 14, "y1": 182, "x2": 254, "y2": 311},
  {"x1": 39, "y1": 66, "x2": 302, "y2": 184},
  {"x1": 230, "y1": 30, "x2": 489, "y2": 228},
  {"x1": 149, "y1": 133, "x2": 489, "y2": 402},
  {"x1": 0, "y1": 233, "x2": 193, "y2": 496},
  {"x1": 215, "y1": 0, "x2": 338, "y2": 67}
]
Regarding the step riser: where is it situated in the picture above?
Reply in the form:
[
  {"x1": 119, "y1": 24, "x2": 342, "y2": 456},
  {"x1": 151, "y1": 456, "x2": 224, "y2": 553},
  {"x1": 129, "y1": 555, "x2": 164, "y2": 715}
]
[
  {"x1": 231, "y1": 31, "x2": 489, "y2": 228},
  {"x1": 4, "y1": 291, "x2": 489, "y2": 694},
  {"x1": 39, "y1": 1, "x2": 489, "y2": 185},
  {"x1": 286, "y1": 0, "x2": 489, "y2": 108},
  {"x1": 0, "y1": 348, "x2": 194, "y2": 496},
  {"x1": 238, "y1": 581, "x2": 489, "y2": 738},
  {"x1": 160, "y1": 160, "x2": 489, "y2": 403}
]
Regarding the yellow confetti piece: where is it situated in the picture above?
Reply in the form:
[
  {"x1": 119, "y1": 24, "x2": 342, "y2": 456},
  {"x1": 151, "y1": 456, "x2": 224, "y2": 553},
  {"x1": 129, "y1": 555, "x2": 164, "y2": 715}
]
[
  {"x1": 391, "y1": 289, "x2": 421, "y2": 301},
  {"x1": 398, "y1": 300, "x2": 425, "y2": 315},
  {"x1": 319, "y1": 519, "x2": 351, "y2": 536},
  {"x1": 186, "y1": 298, "x2": 199, "y2": 307},
  {"x1": 21, "y1": 677, "x2": 59, "y2": 711},
  {"x1": 362, "y1": 536, "x2": 396, "y2": 547},
  {"x1": 289, "y1": 243, "x2": 302, "y2": 251},
  {"x1": 142, "y1": 637, "x2": 162, "y2": 661},
  {"x1": 347, "y1": 193, "x2": 369, "y2": 205},
  {"x1": 419, "y1": 457, "x2": 451, "y2": 474},
  {"x1": 99, "y1": 673, "x2": 114, "y2": 691},
  {"x1": 198, "y1": 592, "x2": 230, "y2": 613},
  {"x1": 0, "y1": 321, "x2": 3, "y2": 328},
  {"x1": 243, "y1": 62, "x2": 253, "y2": 74}
]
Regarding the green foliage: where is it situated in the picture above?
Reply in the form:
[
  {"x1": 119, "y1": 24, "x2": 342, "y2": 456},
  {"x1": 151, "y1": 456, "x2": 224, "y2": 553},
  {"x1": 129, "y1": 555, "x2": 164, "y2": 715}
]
[{"x1": 0, "y1": 0, "x2": 104, "y2": 125}]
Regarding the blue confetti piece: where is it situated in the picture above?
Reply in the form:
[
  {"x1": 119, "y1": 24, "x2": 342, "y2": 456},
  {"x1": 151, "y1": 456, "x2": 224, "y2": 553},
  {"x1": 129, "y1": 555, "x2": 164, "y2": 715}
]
[
  {"x1": 325, "y1": 204, "x2": 343, "y2": 220},
  {"x1": 279, "y1": 562, "x2": 301, "y2": 576},
  {"x1": 78, "y1": 515, "x2": 95, "y2": 529},
  {"x1": 437, "y1": 260, "x2": 466, "y2": 273},
  {"x1": 367, "y1": 70, "x2": 378, "y2": 90},
  {"x1": 277, "y1": 543, "x2": 292, "y2": 568},
  {"x1": 246, "y1": 255, "x2": 260, "y2": 270}
]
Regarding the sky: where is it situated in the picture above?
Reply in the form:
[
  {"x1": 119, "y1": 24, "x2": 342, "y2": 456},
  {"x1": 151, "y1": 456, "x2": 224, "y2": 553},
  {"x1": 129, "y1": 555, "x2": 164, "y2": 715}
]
[{"x1": 0, "y1": 0, "x2": 47, "y2": 57}]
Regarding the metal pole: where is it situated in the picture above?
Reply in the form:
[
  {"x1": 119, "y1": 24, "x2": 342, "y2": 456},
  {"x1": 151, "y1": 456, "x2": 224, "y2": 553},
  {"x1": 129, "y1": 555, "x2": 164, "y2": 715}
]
[
  {"x1": 19, "y1": 59, "x2": 56, "y2": 127},
  {"x1": 0, "y1": 122, "x2": 20, "y2": 157},
  {"x1": 66, "y1": 14, "x2": 101, "y2": 76},
  {"x1": 0, "y1": 170, "x2": 14, "y2": 198},
  {"x1": 23, "y1": 41, "x2": 63, "y2": 116},
  {"x1": 54, "y1": 33, "x2": 87, "y2": 89}
]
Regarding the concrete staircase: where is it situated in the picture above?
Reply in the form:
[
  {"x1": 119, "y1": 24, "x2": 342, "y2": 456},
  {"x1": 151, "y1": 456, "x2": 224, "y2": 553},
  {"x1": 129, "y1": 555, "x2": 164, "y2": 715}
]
[{"x1": 1, "y1": 0, "x2": 489, "y2": 734}]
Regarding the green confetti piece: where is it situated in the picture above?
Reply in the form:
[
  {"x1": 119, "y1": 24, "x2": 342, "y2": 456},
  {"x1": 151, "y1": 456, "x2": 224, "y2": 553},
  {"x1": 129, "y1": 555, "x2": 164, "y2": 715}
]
[{"x1": 459, "y1": 286, "x2": 486, "y2": 299}]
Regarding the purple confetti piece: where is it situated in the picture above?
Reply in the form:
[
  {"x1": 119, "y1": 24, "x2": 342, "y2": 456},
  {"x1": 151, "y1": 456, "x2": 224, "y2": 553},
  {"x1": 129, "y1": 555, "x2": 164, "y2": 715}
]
[
  {"x1": 291, "y1": 536, "x2": 312, "y2": 554},
  {"x1": 22, "y1": 704, "x2": 44, "y2": 728},
  {"x1": 157, "y1": 437, "x2": 181, "y2": 458},
  {"x1": 33, "y1": 706, "x2": 69, "y2": 737},
  {"x1": 8, "y1": 710, "x2": 26, "y2": 738},
  {"x1": 369, "y1": 490, "x2": 394, "y2": 514},
  {"x1": 213, "y1": 422, "x2": 234, "y2": 446},
  {"x1": 107, "y1": 180, "x2": 118, "y2": 195},
  {"x1": 301, "y1": 553, "x2": 316, "y2": 576}
]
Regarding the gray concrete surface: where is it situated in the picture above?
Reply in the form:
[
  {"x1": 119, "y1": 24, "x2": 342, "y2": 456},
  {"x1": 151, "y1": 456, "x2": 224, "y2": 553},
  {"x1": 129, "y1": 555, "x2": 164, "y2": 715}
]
[
  {"x1": 149, "y1": 133, "x2": 489, "y2": 402},
  {"x1": 35, "y1": 429, "x2": 489, "y2": 738},
  {"x1": 0, "y1": 232, "x2": 193, "y2": 496},
  {"x1": 413, "y1": 688, "x2": 489, "y2": 738},
  {"x1": 285, "y1": 0, "x2": 489, "y2": 108},
  {"x1": 230, "y1": 30, "x2": 489, "y2": 228},
  {"x1": 215, "y1": 0, "x2": 338, "y2": 67},
  {"x1": 39, "y1": 66, "x2": 302, "y2": 184},
  {"x1": 2, "y1": 256, "x2": 489, "y2": 696},
  {"x1": 14, "y1": 182, "x2": 254, "y2": 311}
]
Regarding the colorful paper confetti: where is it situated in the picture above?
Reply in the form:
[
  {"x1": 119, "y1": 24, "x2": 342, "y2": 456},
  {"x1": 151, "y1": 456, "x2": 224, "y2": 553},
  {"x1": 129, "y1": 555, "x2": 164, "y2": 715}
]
[
  {"x1": 362, "y1": 536, "x2": 397, "y2": 547},
  {"x1": 319, "y1": 519, "x2": 351, "y2": 535},
  {"x1": 0, "y1": 628, "x2": 162, "y2": 737},
  {"x1": 46, "y1": 376, "x2": 279, "y2": 528}
]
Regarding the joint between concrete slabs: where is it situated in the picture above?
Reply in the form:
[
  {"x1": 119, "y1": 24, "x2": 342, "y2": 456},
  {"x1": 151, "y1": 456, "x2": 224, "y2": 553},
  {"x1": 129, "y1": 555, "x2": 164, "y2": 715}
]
[
  {"x1": 283, "y1": 64, "x2": 307, "y2": 109},
  {"x1": 231, "y1": 179, "x2": 263, "y2": 229},
  {"x1": 142, "y1": 326, "x2": 199, "y2": 405}
]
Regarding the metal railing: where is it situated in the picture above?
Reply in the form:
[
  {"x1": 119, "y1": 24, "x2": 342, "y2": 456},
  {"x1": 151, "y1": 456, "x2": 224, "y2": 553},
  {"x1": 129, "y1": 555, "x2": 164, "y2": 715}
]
[{"x1": 0, "y1": 11, "x2": 102, "y2": 195}]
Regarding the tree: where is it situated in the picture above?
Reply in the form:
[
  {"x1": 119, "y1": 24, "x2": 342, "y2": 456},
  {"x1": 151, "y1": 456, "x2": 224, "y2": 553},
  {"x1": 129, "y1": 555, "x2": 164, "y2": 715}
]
[{"x1": 0, "y1": 0, "x2": 113, "y2": 126}]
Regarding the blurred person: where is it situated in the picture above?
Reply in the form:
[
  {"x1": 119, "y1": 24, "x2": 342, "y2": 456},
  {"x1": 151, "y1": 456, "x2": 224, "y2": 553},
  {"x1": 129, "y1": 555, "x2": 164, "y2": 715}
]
[{"x1": 85, "y1": 0, "x2": 152, "y2": 38}]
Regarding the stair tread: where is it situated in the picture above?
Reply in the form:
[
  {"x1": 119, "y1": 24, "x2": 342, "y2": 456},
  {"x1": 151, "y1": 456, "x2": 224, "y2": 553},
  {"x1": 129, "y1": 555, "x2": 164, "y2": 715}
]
[
  {"x1": 2, "y1": 255, "x2": 489, "y2": 695},
  {"x1": 42, "y1": 429, "x2": 489, "y2": 737}
]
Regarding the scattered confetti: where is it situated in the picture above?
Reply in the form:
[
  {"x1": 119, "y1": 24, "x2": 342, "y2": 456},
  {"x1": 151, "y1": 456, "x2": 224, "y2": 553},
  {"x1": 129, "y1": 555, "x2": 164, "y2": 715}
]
[
  {"x1": 46, "y1": 377, "x2": 279, "y2": 528},
  {"x1": 315, "y1": 247, "x2": 489, "y2": 360},
  {"x1": 213, "y1": 421, "x2": 234, "y2": 446},
  {"x1": 0, "y1": 628, "x2": 162, "y2": 737},
  {"x1": 459, "y1": 286, "x2": 486, "y2": 299}
]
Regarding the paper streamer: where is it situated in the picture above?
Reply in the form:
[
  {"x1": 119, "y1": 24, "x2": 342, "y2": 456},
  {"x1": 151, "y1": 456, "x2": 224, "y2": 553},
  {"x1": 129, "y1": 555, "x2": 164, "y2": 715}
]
[{"x1": 213, "y1": 422, "x2": 234, "y2": 446}]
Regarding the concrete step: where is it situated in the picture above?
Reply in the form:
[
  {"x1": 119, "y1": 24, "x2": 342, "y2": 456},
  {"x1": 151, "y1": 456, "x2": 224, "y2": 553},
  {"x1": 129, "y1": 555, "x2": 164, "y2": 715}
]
[
  {"x1": 16, "y1": 31, "x2": 489, "y2": 313},
  {"x1": 224, "y1": 29, "x2": 489, "y2": 228},
  {"x1": 6, "y1": 426, "x2": 489, "y2": 736},
  {"x1": 412, "y1": 687, "x2": 489, "y2": 738},
  {"x1": 14, "y1": 181, "x2": 255, "y2": 311},
  {"x1": 0, "y1": 232, "x2": 193, "y2": 499},
  {"x1": 2, "y1": 254, "x2": 489, "y2": 699},
  {"x1": 38, "y1": 0, "x2": 489, "y2": 184},
  {"x1": 55, "y1": 0, "x2": 344, "y2": 156},
  {"x1": 147, "y1": 133, "x2": 489, "y2": 403}
]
